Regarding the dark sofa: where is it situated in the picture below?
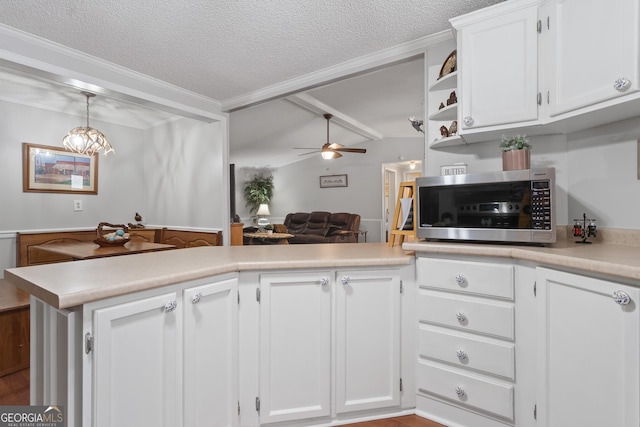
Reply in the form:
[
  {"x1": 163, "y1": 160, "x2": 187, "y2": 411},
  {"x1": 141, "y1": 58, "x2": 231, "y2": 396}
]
[{"x1": 283, "y1": 211, "x2": 361, "y2": 243}]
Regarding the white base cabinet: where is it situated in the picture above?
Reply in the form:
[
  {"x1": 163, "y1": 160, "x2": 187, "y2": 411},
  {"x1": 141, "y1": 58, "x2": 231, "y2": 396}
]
[
  {"x1": 257, "y1": 268, "x2": 402, "y2": 425},
  {"x1": 258, "y1": 271, "x2": 332, "y2": 424},
  {"x1": 536, "y1": 267, "x2": 640, "y2": 427},
  {"x1": 81, "y1": 274, "x2": 239, "y2": 427}
]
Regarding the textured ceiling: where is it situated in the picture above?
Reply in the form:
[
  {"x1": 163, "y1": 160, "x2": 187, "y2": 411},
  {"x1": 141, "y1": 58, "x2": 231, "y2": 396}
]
[{"x1": 0, "y1": 0, "x2": 504, "y2": 103}]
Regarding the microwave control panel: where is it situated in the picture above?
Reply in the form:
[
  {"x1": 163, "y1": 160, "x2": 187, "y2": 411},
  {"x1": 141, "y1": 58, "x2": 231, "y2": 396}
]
[{"x1": 531, "y1": 180, "x2": 552, "y2": 230}]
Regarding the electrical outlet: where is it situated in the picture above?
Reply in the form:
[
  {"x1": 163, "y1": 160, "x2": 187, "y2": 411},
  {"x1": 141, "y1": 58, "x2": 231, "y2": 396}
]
[{"x1": 74, "y1": 200, "x2": 83, "y2": 212}]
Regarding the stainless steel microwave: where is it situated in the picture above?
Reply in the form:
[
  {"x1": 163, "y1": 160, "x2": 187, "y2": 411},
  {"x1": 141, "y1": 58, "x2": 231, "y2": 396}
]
[{"x1": 416, "y1": 168, "x2": 555, "y2": 244}]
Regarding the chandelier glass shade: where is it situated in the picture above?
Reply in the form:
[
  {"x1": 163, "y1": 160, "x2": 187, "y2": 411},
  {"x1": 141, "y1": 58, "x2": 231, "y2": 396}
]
[{"x1": 62, "y1": 92, "x2": 114, "y2": 156}]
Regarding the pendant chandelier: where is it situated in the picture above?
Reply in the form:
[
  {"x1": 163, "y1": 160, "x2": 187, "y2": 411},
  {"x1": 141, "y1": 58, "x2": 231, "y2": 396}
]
[{"x1": 62, "y1": 92, "x2": 114, "y2": 156}]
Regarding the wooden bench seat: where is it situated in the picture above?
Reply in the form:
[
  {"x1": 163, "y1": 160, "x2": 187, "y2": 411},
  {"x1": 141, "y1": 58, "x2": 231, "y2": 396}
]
[{"x1": 160, "y1": 228, "x2": 223, "y2": 248}]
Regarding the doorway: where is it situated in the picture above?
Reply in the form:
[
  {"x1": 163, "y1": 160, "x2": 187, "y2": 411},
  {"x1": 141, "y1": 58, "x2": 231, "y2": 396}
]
[{"x1": 382, "y1": 161, "x2": 422, "y2": 243}]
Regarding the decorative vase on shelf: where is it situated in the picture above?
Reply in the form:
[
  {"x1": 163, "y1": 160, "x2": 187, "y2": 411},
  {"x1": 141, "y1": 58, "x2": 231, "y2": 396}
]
[{"x1": 500, "y1": 134, "x2": 531, "y2": 171}]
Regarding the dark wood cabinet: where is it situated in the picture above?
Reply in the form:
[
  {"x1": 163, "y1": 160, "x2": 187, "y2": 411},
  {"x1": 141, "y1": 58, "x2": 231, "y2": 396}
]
[{"x1": 0, "y1": 281, "x2": 30, "y2": 377}]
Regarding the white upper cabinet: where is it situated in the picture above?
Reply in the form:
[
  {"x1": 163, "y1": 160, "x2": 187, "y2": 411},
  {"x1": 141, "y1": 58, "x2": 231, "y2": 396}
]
[
  {"x1": 451, "y1": 0, "x2": 542, "y2": 137},
  {"x1": 544, "y1": 0, "x2": 640, "y2": 117},
  {"x1": 448, "y1": 0, "x2": 640, "y2": 143}
]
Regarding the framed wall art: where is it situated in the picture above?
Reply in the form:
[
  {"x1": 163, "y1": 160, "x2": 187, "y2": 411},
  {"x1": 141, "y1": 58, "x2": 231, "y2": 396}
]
[
  {"x1": 319, "y1": 174, "x2": 348, "y2": 188},
  {"x1": 23, "y1": 142, "x2": 99, "y2": 194}
]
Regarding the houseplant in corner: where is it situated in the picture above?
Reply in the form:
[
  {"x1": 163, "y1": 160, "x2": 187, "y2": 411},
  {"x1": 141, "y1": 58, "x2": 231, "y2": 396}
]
[
  {"x1": 243, "y1": 174, "x2": 274, "y2": 223},
  {"x1": 499, "y1": 134, "x2": 531, "y2": 171}
]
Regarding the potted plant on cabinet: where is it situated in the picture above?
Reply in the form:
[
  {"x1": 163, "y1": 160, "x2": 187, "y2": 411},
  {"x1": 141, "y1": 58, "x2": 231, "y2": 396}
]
[
  {"x1": 499, "y1": 134, "x2": 531, "y2": 171},
  {"x1": 264, "y1": 224, "x2": 274, "y2": 235}
]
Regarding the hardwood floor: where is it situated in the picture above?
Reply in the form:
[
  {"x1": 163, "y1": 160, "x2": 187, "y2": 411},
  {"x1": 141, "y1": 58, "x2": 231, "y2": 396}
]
[
  {"x1": 0, "y1": 368, "x2": 29, "y2": 406},
  {"x1": 0, "y1": 370, "x2": 444, "y2": 427},
  {"x1": 346, "y1": 415, "x2": 445, "y2": 427}
]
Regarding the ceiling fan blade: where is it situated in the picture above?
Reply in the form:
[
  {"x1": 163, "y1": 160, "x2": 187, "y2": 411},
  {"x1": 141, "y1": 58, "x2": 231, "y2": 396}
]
[
  {"x1": 335, "y1": 147, "x2": 367, "y2": 154},
  {"x1": 293, "y1": 147, "x2": 318, "y2": 150},
  {"x1": 298, "y1": 151, "x2": 320, "y2": 156}
]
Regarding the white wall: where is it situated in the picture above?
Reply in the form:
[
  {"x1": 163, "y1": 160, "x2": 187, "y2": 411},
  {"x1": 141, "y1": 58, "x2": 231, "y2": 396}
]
[
  {"x1": 144, "y1": 118, "x2": 227, "y2": 228},
  {"x1": 566, "y1": 117, "x2": 640, "y2": 228},
  {"x1": 0, "y1": 100, "x2": 147, "y2": 232},
  {"x1": 0, "y1": 100, "x2": 226, "y2": 276},
  {"x1": 251, "y1": 137, "x2": 424, "y2": 243}
]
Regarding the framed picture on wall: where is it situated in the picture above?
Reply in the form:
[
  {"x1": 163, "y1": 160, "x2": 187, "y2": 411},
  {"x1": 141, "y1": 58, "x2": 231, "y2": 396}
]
[
  {"x1": 319, "y1": 174, "x2": 348, "y2": 188},
  {"x1": 22, "y1": 142, "x2": 99, "y2": 194}
]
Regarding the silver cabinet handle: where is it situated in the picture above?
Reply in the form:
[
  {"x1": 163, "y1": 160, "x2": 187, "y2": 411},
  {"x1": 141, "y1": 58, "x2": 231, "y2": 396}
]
[
  {"x1": 455, "y1": 274, "x2": 466, "y2": 285},
  {"x1": 613, "y1": 290, "x2": 631, "y2": 305},
  {"x1": 614, "y1": 77, "x2": 631, "y2": 92},
  {"x1": 320, "y1": 277, "x2": 329, "y2": 287},
  {"x1": 456, "y1": 312, "x2": 467, "y2": 322},
  {"x1": 192, "y1": 292, "x2": 203, "y2": 304},
  {"x1": 164, "y1": 300, "x2": 177, "y2": 313},
  {"x1": 455, "y1": 386, "x2": 465, "y2": 397},
  {"x1": 341, "y1": 276, "x2": 350, "y2": 286},
  {"x1": 456, "y1": 350, "x2": 467, "y2": 360},
  {"x1": 463, "y1": 116, "x2": 474, "y2": 127}
]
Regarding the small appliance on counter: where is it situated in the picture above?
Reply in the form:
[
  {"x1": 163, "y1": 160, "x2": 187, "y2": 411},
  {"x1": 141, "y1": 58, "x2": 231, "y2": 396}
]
[{"x1": 416, "y1": 168, "x2": 555, "y2": 245}]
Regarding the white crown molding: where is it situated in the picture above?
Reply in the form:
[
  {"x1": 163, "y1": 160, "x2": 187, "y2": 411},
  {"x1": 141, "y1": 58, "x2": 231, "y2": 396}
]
[
  {"x1": 222, "y1": 30, "x2": 453, "y2": 112},
  {"x1": 286, "y1": 93, "x2": 383, "y2": 141},
  {"x1": 450, "y1": 0, "x2": 543, "y2": 28},
  {"x1": 0, "y1": 24, "x2": 225, "y2": 122}
]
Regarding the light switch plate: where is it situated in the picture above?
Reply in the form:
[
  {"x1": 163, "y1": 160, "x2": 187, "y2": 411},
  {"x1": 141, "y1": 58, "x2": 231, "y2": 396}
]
[{"x1": 74, "y1": 200, "x2": 83, "y2": 211}]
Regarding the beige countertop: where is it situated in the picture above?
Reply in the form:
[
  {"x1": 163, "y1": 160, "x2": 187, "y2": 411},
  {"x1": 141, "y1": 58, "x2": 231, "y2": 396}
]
[
  {"x1": 3, "y1": 243, "x2": 412, "y2": 309},
  {"x1": 404, "y1": 237, "x2": 640, "y2": 283}
]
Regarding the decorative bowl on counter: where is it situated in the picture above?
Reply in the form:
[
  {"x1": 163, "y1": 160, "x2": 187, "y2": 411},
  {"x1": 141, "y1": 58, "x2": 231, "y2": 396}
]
[{"x1": 94, "y1": 222, "x2": 131, "y2": 247}]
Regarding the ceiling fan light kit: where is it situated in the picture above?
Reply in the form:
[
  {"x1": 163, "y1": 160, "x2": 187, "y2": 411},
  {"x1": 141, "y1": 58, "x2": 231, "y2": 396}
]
[{"x1": 294, "y1": 113, "x2": 367, "y2": 160}]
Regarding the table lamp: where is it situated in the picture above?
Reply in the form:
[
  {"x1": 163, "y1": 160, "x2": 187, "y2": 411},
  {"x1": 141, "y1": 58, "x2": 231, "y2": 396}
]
[{"x1": 256, "y1": 204, "x2": 271, "y2": 227}]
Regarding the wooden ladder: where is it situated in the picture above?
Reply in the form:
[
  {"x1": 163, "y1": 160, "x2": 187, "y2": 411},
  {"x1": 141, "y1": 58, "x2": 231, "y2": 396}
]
[{"x1": 388, "y1": 181, "x2": 416, "y2": 247}]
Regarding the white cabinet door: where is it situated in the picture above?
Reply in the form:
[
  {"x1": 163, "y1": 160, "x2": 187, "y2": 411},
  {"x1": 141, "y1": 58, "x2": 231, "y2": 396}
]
[
  {"x1": 545, "y1": 0, "x2": 640, "y2": 117},
  {"x1": 453, "y1": 2, "x2": 540, "y2": 132},
  {"x1": 335, "y1": 269, "x2": 401, "y2": 413},
  {"x1": 184, "y1": 278, "x2": 238, "y2": 427},
  {"x1": 536, "y1": 268, "x2": 640, "y2": 427},
  {"x1": 259, "y1": 271, "x2": 332, "y2": 424},
  {"x1": 92, "y1": 291, "x2": 179, "y2": 427}
]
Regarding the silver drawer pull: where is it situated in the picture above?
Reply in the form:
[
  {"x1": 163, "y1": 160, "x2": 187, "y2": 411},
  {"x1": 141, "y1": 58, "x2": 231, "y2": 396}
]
[
  {"x1": 192, "y1": 292, "x2": 203, "y2": 304},
  {"x1": 341, "y1": 276, "x2": 350, "y2": 286},
  {"x1": 455, "y1": 312, "x2": 467, "y2": 322},
  {"x1": 455, "y1": 274, "x2": 466, "y2": 285},
  {"x1": 613, "y1": 290, "x2": 631, "y2": 305},
  {"x1": 320, "y1": 277, "x2": 329, "y2": 287},
  {"x1": 456, "y1": 350, "x2": 467, "y2": 360},
  {"x1": 455, "y1": 386, "x2": 465, "y2": 397},
  {"x1": 463, "y1": 116, "x2": 474, "y2": 127},
  {"x1": 164, "y1": 300, "x2": 177, "y2": 313}
]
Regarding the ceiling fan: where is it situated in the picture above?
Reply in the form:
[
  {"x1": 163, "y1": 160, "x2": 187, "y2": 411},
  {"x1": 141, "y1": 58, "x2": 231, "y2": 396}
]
[{"x1": 294, "y1": 113, "x2": 367, "y2": 159}]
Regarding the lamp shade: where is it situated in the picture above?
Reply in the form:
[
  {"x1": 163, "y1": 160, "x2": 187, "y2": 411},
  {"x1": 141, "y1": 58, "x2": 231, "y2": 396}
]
[{"x1": 256, "y1": 204, "x2": 271, "y2": 216}]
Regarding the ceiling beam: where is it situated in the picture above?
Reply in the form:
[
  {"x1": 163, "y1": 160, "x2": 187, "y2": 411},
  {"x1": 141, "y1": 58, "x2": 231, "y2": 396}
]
[{"x1": 286, "y1": 93, "x2": 384, "y2": 141}]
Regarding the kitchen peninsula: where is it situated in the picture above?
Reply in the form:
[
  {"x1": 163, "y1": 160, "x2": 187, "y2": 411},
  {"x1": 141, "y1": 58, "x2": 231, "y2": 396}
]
[
  {"x1": 4, "y1": 238, "x2": 640, "y2": 427},
  {"x1": 4, "y1": 243, "x2": 416, "y2": 427}
]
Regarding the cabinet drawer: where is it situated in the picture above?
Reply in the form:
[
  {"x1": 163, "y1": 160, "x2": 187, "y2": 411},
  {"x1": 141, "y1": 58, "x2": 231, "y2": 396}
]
[
  {"x1": 417, "y1": 360, "x2": 514, "y2": 421},
  {"x1": 418, "y1": 291, "x2": 514, "y2": 340},
  {"x1": 418, "y1": 258, "x2": 514, "y2": 300},
  {"x1": 418, "y1": 324, "x2": 514, "y2": 380}
]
